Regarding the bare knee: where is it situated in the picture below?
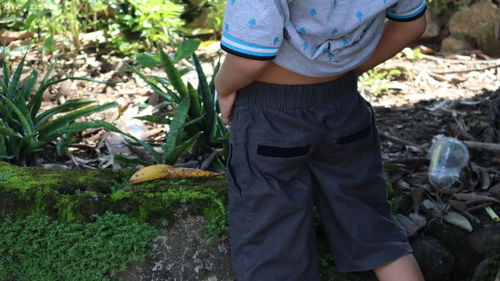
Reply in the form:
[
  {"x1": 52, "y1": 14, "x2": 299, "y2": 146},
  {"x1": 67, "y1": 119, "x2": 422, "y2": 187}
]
[{"x1": 373, "y1": 253, "x2": 425, "y2": 281}]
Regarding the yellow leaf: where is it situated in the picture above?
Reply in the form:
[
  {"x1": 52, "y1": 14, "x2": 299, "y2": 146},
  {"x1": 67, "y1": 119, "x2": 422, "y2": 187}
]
[{"x1": 128, "y1": 164, "x2": 220, "y2": 184}]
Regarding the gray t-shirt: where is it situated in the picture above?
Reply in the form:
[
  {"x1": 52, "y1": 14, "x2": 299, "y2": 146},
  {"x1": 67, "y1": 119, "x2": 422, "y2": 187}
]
[{"x1": 220, "y1": 0, "x2": 427, "y2": 77}]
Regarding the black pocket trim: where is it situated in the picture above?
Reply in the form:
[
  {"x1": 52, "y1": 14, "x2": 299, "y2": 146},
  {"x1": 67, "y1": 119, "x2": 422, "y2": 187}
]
[
  {"x1": 336, "y1": 124, "x2": 372, "y2": 144},
  {"x1": 257, "y1": 144, "x2": 310, "y2": 158}
]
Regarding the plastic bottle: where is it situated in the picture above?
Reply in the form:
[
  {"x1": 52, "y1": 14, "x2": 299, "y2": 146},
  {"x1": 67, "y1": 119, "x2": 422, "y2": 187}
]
[{"x1": 428, "y1": 137, "x2": 469, "y2": 188}]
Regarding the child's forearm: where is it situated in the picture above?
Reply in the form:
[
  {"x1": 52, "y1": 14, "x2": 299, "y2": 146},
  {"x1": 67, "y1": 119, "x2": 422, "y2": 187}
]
[
  {"x1": 214, "y1": 54, "x2": 271, "y2": 97},
  {"x1": 356, "y1": 15, "x2": 427, "y2": 74}
]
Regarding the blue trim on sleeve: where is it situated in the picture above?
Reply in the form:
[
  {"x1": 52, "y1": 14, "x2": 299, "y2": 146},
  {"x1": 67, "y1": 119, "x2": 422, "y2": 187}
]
[
  {"x1": 223, "y1": 33, "x2": 278, "y2": 50},
  {"x1": 220, "y1": 44, "x2": 276, "y2": 60},
  {"x1": 221, "y1": 33, "x2": 279, "y2": 59},
  {"x1": 386, "y1": 1, "x2": 427, "y2": 22}
]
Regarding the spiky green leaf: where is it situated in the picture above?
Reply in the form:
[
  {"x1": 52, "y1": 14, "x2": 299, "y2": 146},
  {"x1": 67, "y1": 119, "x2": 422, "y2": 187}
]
[
  {"x1": 192, "y1": 54, "x2": 215, "y2": 144},
  {"x1": 98, "y1": 121, "x2": 162, "y2": 163},
  {"x1": 0, "y1": 101, "x2": 14, "y2": 122},
  {"x1": 6, "y1": 54, "x2": 25, "y2": 99},
  {"x1": 164, "y1": 131, "x2": 202, "y2": 165},
  {"x1": 173, "y1": 39, "x2": 201, "y2": 62},
  {"x1": 136, "y1": 52, "x2": 161, "y2": 68},
  {"x1": 113, "y1": 154, "x2": 151, "y2": 166},
  {"x1": 31, "y1": 76, "x2": 116, "y2": 117},
  {"x1": 0, "y1": 95, "x2": 34, "y2": 137},
  {"x1": 158, "y1": 43, "x2": 189, "y2": 99},
  {"x1": 134, "y1": 115, "x2": 171, "y2": 124},
  {"x1": 187, "y1": 82, "x2": 202, "y2": 120},
  {"x1": 0, "y1": 125, "x2": 21, "y2": 138},
  {"x1": 22, "y1": 70, "x2": 39, "y2": 101},
  {"x1": 41, "y1": 120, "x2": 112, "y2": 141},
  {"x1": 28, "y1": 63, "x2": 55, "y2": 117},
  {"x1": 37, "y1": 102, "x2": 118, "y2": 135},
  {"x1": 34, "y1": 98, "x2": 96, "y2": 128},
  {"x1": 162, "y1": 96, "x2": 190, "y2": 162},
  {"x1": 2, "y1": 47, "x2": 10, "y2": 92},
  {"x1": 127, "y1": 63, "x2": 172, "y2": 102}
]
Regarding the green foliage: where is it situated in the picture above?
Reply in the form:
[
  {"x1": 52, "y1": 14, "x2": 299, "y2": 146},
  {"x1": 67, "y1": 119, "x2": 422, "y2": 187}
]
[
  {"x1": 120, "y1": 39, "x2": 229, "y2": 167},
  {"x1": 0, "y1": 212, "x2": 157, "y2": 281},
  {"x1": 204, "y1": 198, "x2": 228, "y2": 245},
  {"x1": 178, "y1": 0, "x2": 225, "y2": 38},
  {"x1": 0, "y1": 0, "x2": 186, "y2": 54},
  {"x1": 399, "y1": 47, "x2": 423, "y2": 61},
  {"x1": 0, "y1": 48, "x2": 118, "y2": 165},
  {"x1": 427, "y1": 0, "x2": 476, "y2": 17},
  {"x1": 124, "y1": 0, "x2": 184, "y2": 42},
  {"x1": 480, "y1": 252, "x2": 500, "y2": 281},
  {"x1": 105, "y1": 0, "x2": 185, "y2": 53},
  {"x1": 359, "y1": 66, "x2": 401, "y2": 95},
  {"x1": 0, "y1": 0, "x2": 86, "y2": 51},
  {"x1": 0, "y1": 0, "x2": 226, "y2": 54}
]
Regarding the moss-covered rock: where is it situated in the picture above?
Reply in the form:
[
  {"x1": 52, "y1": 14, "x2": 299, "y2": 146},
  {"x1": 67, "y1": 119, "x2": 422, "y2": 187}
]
[{"x1": 0, "y1": 161, "x2": 228, "y2": 227}]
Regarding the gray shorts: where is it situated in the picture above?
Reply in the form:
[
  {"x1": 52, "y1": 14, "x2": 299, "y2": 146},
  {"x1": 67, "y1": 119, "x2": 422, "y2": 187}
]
[{"x1": 226, "y1": 71, "x2": 412, "y2": 281}]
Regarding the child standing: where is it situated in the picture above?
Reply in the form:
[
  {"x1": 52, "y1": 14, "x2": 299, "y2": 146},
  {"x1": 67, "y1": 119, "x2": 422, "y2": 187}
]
[{"x1": 215, "y1": 0, "x2": 427, "y2": 280}]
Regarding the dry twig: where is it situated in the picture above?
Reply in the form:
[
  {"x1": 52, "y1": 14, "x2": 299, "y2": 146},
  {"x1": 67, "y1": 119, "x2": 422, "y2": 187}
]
[
  {"x1": 464, "y1": 141, "x2": 500, "y2": 152},
  {"x1": 434, "y1": 64, "x2": 500, "y2": 74},
  {"x1": 453, "y1": 193, "x2": 500, "y2": 204}
]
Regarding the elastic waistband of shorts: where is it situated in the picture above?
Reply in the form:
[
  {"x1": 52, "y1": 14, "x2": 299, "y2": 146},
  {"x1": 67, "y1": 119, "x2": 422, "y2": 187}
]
[{"x1": 235, "y1": 70, "x2": 358, "y2": 108}]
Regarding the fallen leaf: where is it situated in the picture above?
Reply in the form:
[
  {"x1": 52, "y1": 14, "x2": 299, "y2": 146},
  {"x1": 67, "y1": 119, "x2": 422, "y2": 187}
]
[
  {"x1": 453, "y1": 193, "x2": 500, "y2": 204},
  {"x1": 128, "y1": 164, "x2": 220, "y2": 184},
  {"x1": 415, "y1": 45, "x2": 435, "y2": 55},
  {"x1": 443, "y1": 211, "x2": 473, "y2": 232}
]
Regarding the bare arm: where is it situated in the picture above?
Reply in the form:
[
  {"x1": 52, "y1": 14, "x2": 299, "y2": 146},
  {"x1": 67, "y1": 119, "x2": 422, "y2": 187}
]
[
  {"x1": 214, "y1": 54, "x2": 271, "y2": 98},
  {"x1": 214, "y1": 54, "x2": 271, "y2": 124},
  {"x1": 356, "y1": 15, "x2": 427, "y2": 74}
]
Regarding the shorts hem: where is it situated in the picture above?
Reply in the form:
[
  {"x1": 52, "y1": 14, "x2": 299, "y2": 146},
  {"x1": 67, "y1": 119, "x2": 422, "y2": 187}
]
[{"x1": 334, "y1": 246, "x2": 413, "y2": 273}]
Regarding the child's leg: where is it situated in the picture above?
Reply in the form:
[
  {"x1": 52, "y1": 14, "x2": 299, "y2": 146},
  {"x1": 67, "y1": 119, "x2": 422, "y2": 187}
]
[
  {"x1": 306, "y1": 79, "x2": 421, "y2": 274},
  {"x1": 226, "y1": 82, "x2": 329, "y2": 281},
  {"x1": 373, "y1": 253, "x2": 425, "y2": 281}
]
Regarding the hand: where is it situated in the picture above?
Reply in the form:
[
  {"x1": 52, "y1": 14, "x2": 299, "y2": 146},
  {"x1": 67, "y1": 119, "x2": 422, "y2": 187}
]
[{"x1": 217, "y1": 91, "x2": 237, "y2": 125}]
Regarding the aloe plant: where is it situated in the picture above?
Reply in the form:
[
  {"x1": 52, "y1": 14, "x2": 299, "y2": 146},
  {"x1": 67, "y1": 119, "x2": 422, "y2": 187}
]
[
  {"x1": 0, "y1": 49, "x2": 118, "y2": 165},
  {"x1": 124, "y1": 39, "x2": 229, "y2": 167}
]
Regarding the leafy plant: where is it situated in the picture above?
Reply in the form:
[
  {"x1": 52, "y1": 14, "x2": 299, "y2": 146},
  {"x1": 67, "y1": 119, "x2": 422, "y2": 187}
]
[
  {"x1": 0, "y1": 212, "x2": 157, "y2": 281},
  {"x1": 121, "y1": 39, "x2": 228, "y2": 167},
  {"x1": 0, "y1": 0, "x2": 187, "y2": 55},
  {"x1": 204, "y1": 198, "x2": 228, "y2": 245},
  {"x1": 0, "y1": 49, "x2": 118, "y2": 165},
  {"x1": 0, "y1": 0, "x2": 80, "y2": 52},
  {"x1": 102, "y1": 0, "x2": 186, "y2": 54},
  {"x1": 359, "y1": 66, "x2": 401, "y2": 96},
  {"x1": 127, "y1": 0, "x2": 184, "y2": 43},
  {"x1": 427, "y1": 0, "x2": 475, "y2": 18},
  {"x1": 178, "y1": 0, "x2": 225, "y2": 38}
]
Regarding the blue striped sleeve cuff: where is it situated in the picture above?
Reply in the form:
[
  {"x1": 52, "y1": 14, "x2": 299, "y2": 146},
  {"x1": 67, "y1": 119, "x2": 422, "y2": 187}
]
[
  {"x1": 386, "y1": 1, "x2": 427, "y2": 22},
  {"x1": 220, "y1": 33, "x2": 279, "y2": 60}
]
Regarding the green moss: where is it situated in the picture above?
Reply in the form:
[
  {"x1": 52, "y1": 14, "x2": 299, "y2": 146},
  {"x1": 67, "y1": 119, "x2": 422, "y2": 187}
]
[
  {"x1": 54, "y1": 195, "x2": 81, "y2": 222},
  {"x1": 0, "y1": 161, "x2": 229, "y2": 229},
  {"x1": 0, "y1": 212, "x2": 157, "y2": 281},
  {"x1": 106, "y1": 178, "x2": 227, "y2": 224},
  {"x1": 110, "y1": 189, "x2": 133, "y2": 200},
  {"x1": 0, "y1": 161, "x2": 126, "y2": 194}
]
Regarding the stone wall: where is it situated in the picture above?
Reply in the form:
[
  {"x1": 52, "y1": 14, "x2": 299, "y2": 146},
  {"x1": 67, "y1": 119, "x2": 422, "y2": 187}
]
[{"x1": 422, "y1": 0, "x2": 500, "y2": 56}]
